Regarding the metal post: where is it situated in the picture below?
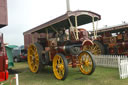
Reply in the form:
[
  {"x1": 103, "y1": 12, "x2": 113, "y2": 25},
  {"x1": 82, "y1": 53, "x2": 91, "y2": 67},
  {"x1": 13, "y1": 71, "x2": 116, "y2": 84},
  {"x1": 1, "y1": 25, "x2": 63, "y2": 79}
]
[
  {"x1": 15, "y1": 74, "x2": 19, "y2": 85},
  {"x1": 66, "y1": 0, "x2": 70, "y2": 12}
]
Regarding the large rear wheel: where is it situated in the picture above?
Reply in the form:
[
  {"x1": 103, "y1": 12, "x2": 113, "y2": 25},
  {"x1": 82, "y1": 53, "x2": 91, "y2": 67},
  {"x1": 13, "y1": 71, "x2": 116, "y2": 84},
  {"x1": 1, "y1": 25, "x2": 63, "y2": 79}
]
[
  {"x1": 53, "y1": 53, "x2": 68, "y2": 80},
  {"x1": 27, "y1": 43, "x2": 44, "y2": 73},
  {"x1": 83, "y1": 40, "x2": 105, "y2": 55},
  {"x1": 78, "y1": 51, "x2": 95, "y2": 75}
]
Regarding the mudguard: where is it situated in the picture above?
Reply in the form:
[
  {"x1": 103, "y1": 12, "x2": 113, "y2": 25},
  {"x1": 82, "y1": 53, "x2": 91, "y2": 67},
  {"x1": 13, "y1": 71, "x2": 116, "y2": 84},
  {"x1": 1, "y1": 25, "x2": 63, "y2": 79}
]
[{"x1": 82, "y1": 40, "x2": 93, "y2": 46}]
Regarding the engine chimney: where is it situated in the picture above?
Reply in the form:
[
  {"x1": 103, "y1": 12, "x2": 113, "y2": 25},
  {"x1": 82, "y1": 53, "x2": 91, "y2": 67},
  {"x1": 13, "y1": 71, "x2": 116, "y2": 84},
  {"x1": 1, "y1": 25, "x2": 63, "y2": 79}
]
[{"x1": 66, "y1": 0, "x2": 70, "y2": 12}]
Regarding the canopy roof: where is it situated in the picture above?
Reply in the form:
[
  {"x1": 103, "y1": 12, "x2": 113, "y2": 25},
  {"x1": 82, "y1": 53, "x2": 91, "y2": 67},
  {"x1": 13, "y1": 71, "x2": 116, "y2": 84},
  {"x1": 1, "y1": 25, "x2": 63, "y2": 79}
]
[
  {"x1": 90, "y1": 23, "x2": 128, "y2": 35},
  {"x1": 24, "y1": 10, "x2": 101, "y2": 35}
]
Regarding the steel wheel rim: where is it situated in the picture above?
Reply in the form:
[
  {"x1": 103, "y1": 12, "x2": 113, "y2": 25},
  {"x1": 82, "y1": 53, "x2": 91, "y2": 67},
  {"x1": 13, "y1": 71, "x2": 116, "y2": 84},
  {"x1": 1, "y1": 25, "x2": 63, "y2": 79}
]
[
  {"x1": 83, "y1": 44, "x2": 101, "y2": 55},
  {"x1": 78, "y1": 52, "x2": 93, "y2": 74},
  {"x1": 53, "y1": 55, "x2": 65, "y2": 80},
  {"x1": 28, "y1": 44, "x2": 39, "y2": 73}
]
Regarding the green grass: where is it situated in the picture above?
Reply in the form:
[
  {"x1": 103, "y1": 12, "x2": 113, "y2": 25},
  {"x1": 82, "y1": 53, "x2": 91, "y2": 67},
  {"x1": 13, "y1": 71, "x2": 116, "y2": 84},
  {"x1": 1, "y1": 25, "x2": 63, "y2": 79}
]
[{"x1": 1, "y1": 62, "x2": 128, "y2": 85}]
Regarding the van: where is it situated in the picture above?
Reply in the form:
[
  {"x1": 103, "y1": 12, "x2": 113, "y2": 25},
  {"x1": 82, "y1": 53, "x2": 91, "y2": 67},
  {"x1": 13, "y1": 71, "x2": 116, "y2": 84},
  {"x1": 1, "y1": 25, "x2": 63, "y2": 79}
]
[{"x1": 12, "y1": 45, "x2": 27, "y2": 62}]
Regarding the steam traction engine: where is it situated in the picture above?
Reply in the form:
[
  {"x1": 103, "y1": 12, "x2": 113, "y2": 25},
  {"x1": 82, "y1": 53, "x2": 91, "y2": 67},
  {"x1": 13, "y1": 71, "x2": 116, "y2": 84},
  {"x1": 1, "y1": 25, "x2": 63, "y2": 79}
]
[
  {"x1": 24, "y1": 10, "x2": 101, "y2": 80},
  {"x1": 89, "y1": 24, "x2": 128, "y2": 55}
]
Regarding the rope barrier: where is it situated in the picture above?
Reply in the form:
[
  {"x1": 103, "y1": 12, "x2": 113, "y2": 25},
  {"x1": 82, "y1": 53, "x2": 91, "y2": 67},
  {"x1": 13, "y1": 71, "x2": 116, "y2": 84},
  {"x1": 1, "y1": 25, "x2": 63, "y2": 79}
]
[
  {"x1": 10, "y1": 77, "x2": 16, "y2": 85},
  {"x1": 0, "y1": 77, "x2": 15, "y2": 85},
  {"x1": 0, "y1": 74, "x2": 19, "y2": 85}
]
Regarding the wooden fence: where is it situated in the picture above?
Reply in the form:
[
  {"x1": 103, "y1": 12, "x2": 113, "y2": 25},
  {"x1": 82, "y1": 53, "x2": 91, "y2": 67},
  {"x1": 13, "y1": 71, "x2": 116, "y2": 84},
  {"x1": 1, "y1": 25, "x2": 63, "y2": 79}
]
[
  {"x1": 118, "y1": 57, "x2": 128, "y2": 79},
  {"x1": 93, "y1": 55, "x2": 128, "y2": 79},
  {"x1": 94, "y1": 55, "x2": 127, "y2": 68}
]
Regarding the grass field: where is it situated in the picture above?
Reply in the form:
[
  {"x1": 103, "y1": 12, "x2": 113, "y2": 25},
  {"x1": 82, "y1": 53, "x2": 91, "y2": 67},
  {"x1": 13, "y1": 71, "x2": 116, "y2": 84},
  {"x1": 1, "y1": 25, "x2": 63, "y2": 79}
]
[{"x1": 1, "y1": 62, "x2": 128, "y2": 85}]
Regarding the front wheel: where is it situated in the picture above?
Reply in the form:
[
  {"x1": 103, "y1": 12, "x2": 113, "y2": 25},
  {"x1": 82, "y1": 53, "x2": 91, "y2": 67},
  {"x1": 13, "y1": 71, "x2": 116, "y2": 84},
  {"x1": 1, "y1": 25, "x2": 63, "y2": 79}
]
[
  {"x1": 53, "y1": 53, "x2": 68, "y2": 80},
  {"x1": 78, "y1": 51, "x2": 95, "y2": 75}
]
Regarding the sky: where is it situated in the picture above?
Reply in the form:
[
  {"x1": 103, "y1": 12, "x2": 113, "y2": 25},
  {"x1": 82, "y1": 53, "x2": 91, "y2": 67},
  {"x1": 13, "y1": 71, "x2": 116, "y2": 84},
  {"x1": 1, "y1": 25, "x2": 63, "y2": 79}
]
[{"x1": 1, "y1": 0, "x2": 128, "y2": 46}]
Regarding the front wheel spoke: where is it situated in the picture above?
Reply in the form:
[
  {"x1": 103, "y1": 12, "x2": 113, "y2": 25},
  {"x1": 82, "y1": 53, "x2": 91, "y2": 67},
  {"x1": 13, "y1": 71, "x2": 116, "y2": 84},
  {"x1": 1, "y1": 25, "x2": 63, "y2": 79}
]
[
  {"x1": 84, "y1": 65, "x2": 91, "y2": 71},
  {"x1": 82, "y1": 65, "x2": 88, "y2": 72},
  {"x1": 87, "y1": 66, "x2": 92, "y2": 72},
  {"x1": 58, "y1": 69, "x2": 62, "y2": 76},
  {"x1": 82, "y1": 56, "x2": 86, "y2": 61},
  {"x1": 85, "y1": 56, "x2": 89, "y2": 62},
  {"x1": 61, "y1": 64, "x2": 64, "y2": 69},
  {"x1": 84, "y1": 67, "x2": 88, "y2": 72},
  {"x1": 56, "y1": 67, "x2": 59, "y2": 73},
  {"x1": 85, "y1": 67, "x2": 90, "y2": 72},
  {"x1": 88, "y1": 62, "x2": 92, "y2": 66},
  {"x1": 82, "y1": 64, "x2": 87, "y2": 69},
  {"x1": 60, "y1": 69, "x2": 64, "y2": 76},
  {"x1": 56, "y1": 64, "x2": 64, "y2": 78},
  {"x1": 61, "y1": 69, "x2": 64, "y2": 75}
]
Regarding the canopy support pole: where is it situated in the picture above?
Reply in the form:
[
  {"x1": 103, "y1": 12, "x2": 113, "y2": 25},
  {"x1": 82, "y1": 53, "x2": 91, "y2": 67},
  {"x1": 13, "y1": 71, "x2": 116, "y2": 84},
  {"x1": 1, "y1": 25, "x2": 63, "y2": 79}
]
[
  {"x1": 68, "y1": 18, "x2": 77, "y2": 40},
  {"x1": 75, "y1": 16, "x2": 79, "y2": 40},
  {"x1": 51, "y1": 26, "x2": 59, "y2": 35},
  {"x1": 46, "y1": 29, "x2": 49, "y2": 40},
  {"x1": 92, "y1": 17, "x2": 96, "y2": 39}
]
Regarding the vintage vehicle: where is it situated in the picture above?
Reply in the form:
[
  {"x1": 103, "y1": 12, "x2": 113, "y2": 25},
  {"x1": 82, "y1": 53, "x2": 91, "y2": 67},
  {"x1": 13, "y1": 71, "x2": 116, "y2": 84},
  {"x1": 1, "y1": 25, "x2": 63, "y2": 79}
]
[
  {"x1": 89, "y1": 23, "x2": 128, "y2": 55},
  {"x1": 0, "y1": 0, "x2": 8, "y2": 82},
  {"x1": 23, "y1": 10, "x2": 101, "y2": 80},
  {"x1": 12, "y1": 45, "x2": 27, "y2": 62}
]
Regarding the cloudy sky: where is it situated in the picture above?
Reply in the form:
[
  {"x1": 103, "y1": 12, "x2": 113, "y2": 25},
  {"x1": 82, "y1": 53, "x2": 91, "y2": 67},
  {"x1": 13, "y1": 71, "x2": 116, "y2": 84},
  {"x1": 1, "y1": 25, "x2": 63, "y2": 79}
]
[{"x1": 1, "y1": 0, "x2": 128, "y2": 46}]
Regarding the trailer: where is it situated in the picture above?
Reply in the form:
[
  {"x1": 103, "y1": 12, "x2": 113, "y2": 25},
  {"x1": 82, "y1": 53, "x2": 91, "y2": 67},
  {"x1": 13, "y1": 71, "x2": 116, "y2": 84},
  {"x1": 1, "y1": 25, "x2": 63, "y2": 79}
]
[{"x1": 0, "y1": 0, "x2": 8, "y2": 82}]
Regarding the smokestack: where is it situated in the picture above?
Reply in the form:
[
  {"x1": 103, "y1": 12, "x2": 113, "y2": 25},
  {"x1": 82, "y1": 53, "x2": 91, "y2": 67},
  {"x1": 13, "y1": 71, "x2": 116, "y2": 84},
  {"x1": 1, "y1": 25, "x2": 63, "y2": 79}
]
[{"x1": 66, "y1": 0, "x2": 70, "y2": 12}]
